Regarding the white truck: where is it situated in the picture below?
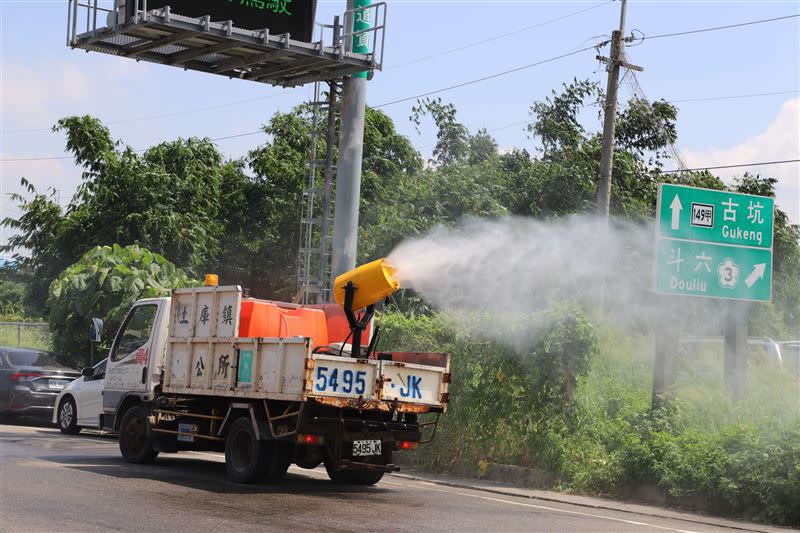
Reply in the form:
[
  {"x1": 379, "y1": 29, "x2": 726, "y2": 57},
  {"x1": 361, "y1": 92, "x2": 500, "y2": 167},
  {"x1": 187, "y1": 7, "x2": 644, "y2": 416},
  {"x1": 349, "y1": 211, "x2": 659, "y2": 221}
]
[{"x1": 95, "y1": 260, "x2": 450, "y2": 485}]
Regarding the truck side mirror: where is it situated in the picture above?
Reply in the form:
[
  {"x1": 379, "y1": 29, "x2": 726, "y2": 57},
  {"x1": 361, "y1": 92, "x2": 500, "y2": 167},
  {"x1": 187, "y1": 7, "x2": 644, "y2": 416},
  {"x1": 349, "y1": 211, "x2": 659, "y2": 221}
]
[
  {"x1": 81, "y1": 367, "x2": 94, "y2": 378},
  {"x1": 89, "y1": 318, "x2": 104, "y2": 343}
]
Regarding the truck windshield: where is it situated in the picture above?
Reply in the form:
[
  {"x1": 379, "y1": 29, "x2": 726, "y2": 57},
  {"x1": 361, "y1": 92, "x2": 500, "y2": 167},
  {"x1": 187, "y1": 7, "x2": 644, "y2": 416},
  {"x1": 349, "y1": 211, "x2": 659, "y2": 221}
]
[{"x1": 112, "y1": 305, "x2": 158, "y2": 362}]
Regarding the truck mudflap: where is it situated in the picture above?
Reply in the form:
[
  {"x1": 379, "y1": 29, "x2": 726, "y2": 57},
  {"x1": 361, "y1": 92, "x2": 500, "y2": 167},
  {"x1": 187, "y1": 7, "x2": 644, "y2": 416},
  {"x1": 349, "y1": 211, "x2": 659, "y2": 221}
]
[{"x1": 304, "y1": 352, "x2": 451, "y2": 413}]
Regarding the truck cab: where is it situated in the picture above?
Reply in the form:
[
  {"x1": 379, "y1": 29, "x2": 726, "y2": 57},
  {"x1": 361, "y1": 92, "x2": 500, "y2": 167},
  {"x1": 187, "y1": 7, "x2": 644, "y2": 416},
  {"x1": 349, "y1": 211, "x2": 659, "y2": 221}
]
[{"x1": 101, "y1": 297, "x2": 170, "y2": 430}]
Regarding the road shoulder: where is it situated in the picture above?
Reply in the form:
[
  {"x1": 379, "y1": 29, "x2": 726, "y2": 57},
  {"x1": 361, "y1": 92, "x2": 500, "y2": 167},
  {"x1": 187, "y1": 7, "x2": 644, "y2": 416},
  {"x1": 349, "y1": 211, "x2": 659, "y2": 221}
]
[{"x1": 390, "y1": 469, "x2": 791, "y2": 533}]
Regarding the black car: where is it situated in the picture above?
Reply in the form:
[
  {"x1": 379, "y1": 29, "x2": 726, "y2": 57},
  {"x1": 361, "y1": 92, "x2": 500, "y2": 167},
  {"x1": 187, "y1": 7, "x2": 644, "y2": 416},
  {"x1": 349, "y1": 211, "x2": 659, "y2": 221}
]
[{"x1": 0, "y1": 347, "x2": 80, "y2": 421}]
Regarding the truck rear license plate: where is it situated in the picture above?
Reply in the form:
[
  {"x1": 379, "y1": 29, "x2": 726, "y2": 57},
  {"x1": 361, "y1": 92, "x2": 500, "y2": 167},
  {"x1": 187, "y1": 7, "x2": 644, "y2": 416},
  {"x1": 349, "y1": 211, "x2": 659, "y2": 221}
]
[{"x1": 352, "y1": 439, "x2": 381, "y2": 457}]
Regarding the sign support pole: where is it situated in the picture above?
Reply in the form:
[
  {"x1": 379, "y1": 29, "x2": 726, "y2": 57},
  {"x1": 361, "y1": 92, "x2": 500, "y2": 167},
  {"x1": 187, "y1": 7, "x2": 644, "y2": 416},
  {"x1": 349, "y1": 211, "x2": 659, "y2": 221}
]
[
  {"x1": 331, "y1": 0, "x2": 370, "y2": 287},
  {"x1": 652, "y1": 298, "x2": 680, "y2": 410},
  {"x1": 724, "y1": 302, "x2": 749, "y2": 401}
]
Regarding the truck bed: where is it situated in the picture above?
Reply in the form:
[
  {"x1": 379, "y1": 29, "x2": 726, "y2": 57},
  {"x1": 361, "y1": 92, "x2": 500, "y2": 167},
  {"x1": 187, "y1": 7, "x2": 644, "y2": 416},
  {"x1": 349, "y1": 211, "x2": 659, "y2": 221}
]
[{"x1": 162, "y1": 287, "x2": 449, "y2": 413}]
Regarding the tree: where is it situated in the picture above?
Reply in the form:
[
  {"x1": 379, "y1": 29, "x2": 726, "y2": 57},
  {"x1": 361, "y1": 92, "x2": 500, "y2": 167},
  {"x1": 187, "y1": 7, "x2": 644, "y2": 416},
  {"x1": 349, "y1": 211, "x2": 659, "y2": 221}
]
[
  {"x1": 47, "y1": 244, "x2": 196, "y2": 366},
  {"x1": 3, "y1": 117, "x2": 247, "y2": 308},
  {"x1": 1, "y1": 178, "x2": 67, "y2": 311},
  {"x1": 243, "y1": 106, "x2": 423, "y2": 297},
  {"x1": 526, "y1": 79, "x2": 680, "y2": 219}
]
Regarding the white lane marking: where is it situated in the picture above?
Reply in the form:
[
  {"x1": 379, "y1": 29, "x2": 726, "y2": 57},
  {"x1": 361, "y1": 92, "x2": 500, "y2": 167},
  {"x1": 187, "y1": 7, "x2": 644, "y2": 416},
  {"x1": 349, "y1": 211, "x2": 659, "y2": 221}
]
[{"x1": 391, "y1": 479, "x2": 699, "y2": 533}]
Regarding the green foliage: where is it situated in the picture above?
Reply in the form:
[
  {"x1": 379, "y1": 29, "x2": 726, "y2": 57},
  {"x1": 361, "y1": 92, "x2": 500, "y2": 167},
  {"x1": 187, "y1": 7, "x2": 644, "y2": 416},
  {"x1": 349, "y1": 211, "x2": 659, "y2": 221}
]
[
  {"x1": 734, "y1": 174, "x2": 800, "y2": 335},
  {"x1": 383, "y1": 313, "x2": 800, "y2": 525},
  {"x1": 411, "y1": 97, "x2": 471, "y2": 165},
  {"x1": 380, "y1": 306, "x2": 598, "y2": 473},
  {"x1": 47, "y1": 244, "x2": 197, "y2": 367},
  {"x1": 0, "y1": 279, "x2": 26, "y2": 319}
]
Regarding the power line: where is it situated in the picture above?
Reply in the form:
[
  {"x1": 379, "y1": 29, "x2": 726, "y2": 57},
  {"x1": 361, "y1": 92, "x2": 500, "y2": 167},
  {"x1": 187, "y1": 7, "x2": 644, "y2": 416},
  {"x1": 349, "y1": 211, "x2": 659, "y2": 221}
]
[
  {"x1": 643, "y1": 13, "x2": 799, "y2": 41},
  {"x1": 659, "y1": 159, "x2": 800, "y2": 174},
  {"x1": 388, "y1": 0, "x2": 613, "y2": 70},
  {"x1": 0, "y1": 129, "x2": 267, "y2": 162},
  {"x1": 6, "y1": 10, "x2": 797, "y2": 142},
  {"x1": 2, "y1": 87, "x2": 798, "y2": 163},
  {"x1": 5, "y1": 2, "x2": 613, "y2": 136},
  {"x1": 2, "y1": 43, "x2": 604, "y2": 163},
  {"x1": 6, "y1": 89, "x2": 296, "y2": 135},
  {"x1": 669, "y1": 90, "x2": 799, "y2": 104},
  {"x1": 4, "y1": 6, "x2": 800, "y2": 165},
  {"x1": 374, "y1": 45, "x2": 598, "y2": 109}
]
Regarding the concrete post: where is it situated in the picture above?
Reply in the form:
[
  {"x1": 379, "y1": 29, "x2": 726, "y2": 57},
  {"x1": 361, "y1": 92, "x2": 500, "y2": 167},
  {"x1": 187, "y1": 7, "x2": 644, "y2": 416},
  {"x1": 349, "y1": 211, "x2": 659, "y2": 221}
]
[
  {"x1": 596, "y1": 0, "x2": 628, "y2": 218},
  {"x1": 330, "y1": 0, "x2": 369, "y2": 286}
]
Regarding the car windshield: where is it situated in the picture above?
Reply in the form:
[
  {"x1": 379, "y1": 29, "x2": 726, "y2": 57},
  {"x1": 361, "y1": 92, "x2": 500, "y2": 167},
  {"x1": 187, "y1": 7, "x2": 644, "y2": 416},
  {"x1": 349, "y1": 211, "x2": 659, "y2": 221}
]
[{"x1": 6, "y1": 350, "x2": 65, "y2": 368}]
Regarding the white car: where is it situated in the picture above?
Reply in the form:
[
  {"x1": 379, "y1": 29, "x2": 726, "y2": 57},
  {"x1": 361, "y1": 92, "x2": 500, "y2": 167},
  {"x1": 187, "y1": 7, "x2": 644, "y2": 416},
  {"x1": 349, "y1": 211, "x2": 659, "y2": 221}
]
[{"x1": 52, "y1": 358, "x2": 106, "y2": 434}]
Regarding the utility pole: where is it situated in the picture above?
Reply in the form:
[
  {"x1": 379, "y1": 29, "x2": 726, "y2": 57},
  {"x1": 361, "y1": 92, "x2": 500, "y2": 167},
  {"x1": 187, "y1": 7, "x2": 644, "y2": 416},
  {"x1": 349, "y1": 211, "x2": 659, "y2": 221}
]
[
  {"x1": 331, "y1": 0, "x2": 370, "y2": 288},
  {"x1": 596, "y1": 0, "x2": 642, "y2": 217}
]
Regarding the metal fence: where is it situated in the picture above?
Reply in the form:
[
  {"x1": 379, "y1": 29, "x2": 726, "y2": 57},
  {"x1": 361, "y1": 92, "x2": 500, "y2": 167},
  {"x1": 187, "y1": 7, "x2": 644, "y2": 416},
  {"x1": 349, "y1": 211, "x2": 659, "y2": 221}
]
[{"x1": 0, "y1": 322, "x2": 52, "y2": 350}]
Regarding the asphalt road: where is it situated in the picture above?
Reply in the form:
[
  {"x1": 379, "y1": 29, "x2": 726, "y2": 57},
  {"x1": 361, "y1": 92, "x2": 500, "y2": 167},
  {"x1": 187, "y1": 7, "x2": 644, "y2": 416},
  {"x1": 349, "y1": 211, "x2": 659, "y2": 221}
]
[{"x1": 0, "y1": 424, "x2": 778, "y2": 532}]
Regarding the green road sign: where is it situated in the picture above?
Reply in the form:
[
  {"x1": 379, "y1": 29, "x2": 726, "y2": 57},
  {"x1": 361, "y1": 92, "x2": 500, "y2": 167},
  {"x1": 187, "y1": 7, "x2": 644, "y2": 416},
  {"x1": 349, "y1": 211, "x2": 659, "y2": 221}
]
[
  {"x1": 654, "y1": 239, "x2": 772, "y2": 301},
  {"x1": 657, "y1": 184, "x2": 774, "y2": 248},
  {"x1": 352, "y1": 0, "x2": 371, "y2": 79},
  {"x1": 654, "y1": 184, "x2": 774, "y2": 302}
]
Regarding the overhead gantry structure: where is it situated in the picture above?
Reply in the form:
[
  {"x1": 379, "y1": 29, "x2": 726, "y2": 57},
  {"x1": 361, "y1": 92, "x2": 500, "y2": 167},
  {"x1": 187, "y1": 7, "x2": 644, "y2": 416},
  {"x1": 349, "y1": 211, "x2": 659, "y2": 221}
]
[{"x1": 67, "y1": 1, "x2": 386, "y2": 87}]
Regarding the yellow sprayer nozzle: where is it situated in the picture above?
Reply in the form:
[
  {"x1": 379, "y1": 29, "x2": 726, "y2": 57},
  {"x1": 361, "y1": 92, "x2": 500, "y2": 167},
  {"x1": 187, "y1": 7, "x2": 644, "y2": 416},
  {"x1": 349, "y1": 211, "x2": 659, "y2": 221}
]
[
  {"x1": 333, "y1": 258, "x2": 400, "y2": 311},
  {"x1": 204, "y1": 274, "x2": 219, "y2": 287}
]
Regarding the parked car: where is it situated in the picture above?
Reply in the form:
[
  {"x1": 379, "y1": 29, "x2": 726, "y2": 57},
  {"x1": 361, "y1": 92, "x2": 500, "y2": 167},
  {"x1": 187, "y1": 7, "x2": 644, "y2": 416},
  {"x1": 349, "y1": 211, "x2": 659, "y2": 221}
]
[
  {"x1": 778, "y1": 341, "x2": 800, "y2": 378},
  {"x1": 53, "y1": 358, "x2": 107, "y2": 434},
  {"x1": 680, "y1": 336, "x2": 785, "y2": 368},
  {"x1": 0, "y1": 347, "x2": 80, "y2": 421}
]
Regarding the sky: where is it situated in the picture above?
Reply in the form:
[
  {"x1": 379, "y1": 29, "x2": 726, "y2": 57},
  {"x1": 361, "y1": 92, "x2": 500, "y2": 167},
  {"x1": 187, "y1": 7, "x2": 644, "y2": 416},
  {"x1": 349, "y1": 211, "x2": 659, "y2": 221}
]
[{"x1": 1, "y1": 0, "x2": 799, "y2": 253}]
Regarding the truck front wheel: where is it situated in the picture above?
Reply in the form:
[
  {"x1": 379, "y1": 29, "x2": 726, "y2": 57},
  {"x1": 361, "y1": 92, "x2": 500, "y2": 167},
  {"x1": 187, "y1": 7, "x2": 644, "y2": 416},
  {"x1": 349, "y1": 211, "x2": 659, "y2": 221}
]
[
  {"x1": 119, "y1": 405, "x2": 159, "y2": 464},
  {"x1": 225, "y1": 416, "x2": 268, "y2": 483}
]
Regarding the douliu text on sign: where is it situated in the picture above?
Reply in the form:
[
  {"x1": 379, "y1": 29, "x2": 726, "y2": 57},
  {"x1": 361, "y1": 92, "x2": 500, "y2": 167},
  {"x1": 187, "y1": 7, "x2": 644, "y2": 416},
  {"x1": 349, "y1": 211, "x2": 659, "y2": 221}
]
[
  {"x1": 127, "y1": 0, "x2": 318, "y2": 42},
  {"x1": 653, "y1": 184, "x2": 774, "y2": 302}
]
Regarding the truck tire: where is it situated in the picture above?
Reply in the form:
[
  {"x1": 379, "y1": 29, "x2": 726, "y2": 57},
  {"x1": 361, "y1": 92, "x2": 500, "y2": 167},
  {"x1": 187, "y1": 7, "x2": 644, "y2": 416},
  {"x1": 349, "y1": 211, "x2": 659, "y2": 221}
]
[
  {"x1": 119, "y1": 405, "x2": 159, "y2": 464},
  {"x1": 225, "y1": 416, "x2": 268, "y2": 484},
  {"x1": 263, "y1": 441, "x2": 293, "y2": 482}
]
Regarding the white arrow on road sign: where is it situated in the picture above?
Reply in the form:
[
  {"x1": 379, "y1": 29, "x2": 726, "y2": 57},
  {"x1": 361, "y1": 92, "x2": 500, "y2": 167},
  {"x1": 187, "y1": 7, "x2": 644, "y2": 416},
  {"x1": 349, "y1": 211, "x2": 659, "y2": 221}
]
[
  {"x1": 745, "y1": 263, "x2": 767, "y2": 288},
  {"x1": 670, "y1": 195, "x2": 682, "y2": 230}
]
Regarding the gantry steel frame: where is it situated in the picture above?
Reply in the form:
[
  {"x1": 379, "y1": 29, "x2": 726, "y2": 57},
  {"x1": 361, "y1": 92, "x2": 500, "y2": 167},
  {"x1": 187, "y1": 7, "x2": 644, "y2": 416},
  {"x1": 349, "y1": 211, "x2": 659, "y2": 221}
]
[{"x1": 67, "y1": 0, "x2": 386, "y2": 87}]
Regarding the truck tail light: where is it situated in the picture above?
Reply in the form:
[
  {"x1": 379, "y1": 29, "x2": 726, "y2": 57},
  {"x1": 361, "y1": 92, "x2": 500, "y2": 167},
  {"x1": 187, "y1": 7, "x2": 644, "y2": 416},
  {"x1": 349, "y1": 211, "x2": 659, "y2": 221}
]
[
  {"x1": 397, "y1": 440, "x2": 418, "y2": 450},
  {"x1": 297, "y1": 434, "x2": 324, "y2": 446},
  {"x1": 10, "y1": 372, "x2": 42, "y2": 381}
]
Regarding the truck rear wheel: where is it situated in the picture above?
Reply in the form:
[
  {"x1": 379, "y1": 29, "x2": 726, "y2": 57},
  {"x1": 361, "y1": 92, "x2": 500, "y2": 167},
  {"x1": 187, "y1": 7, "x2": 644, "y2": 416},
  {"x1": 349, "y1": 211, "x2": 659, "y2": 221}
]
[
  {"x1": 225, "y1": 416, "x2": 268, "y2": 483},
  {"x1": 119, "y1": 405, "x2": 159, "y2": 464},
  {"x1": 263, "y1": 440, "x2": 293, "y2": 482}
]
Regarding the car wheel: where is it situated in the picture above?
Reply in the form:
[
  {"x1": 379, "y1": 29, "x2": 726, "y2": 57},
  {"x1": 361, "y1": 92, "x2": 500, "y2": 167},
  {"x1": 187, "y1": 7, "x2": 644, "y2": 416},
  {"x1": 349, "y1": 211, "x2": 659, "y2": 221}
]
[
  {"x1": 119, "y1": 405, "x2": 159, "y2": 464},
  {"x1": 58, "y1": 397, "x2": 80, "y2": 435}
]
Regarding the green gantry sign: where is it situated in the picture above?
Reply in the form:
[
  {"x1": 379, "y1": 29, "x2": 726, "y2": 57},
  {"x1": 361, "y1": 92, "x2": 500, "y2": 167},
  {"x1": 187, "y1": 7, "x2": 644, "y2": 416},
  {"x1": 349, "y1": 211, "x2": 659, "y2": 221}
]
[
  {"x1": 352, "y1": 0, "x2": 371, "y2": 79},
  {"x1": 653, "y1": 183, "x2": 774, "y2": 302}
]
